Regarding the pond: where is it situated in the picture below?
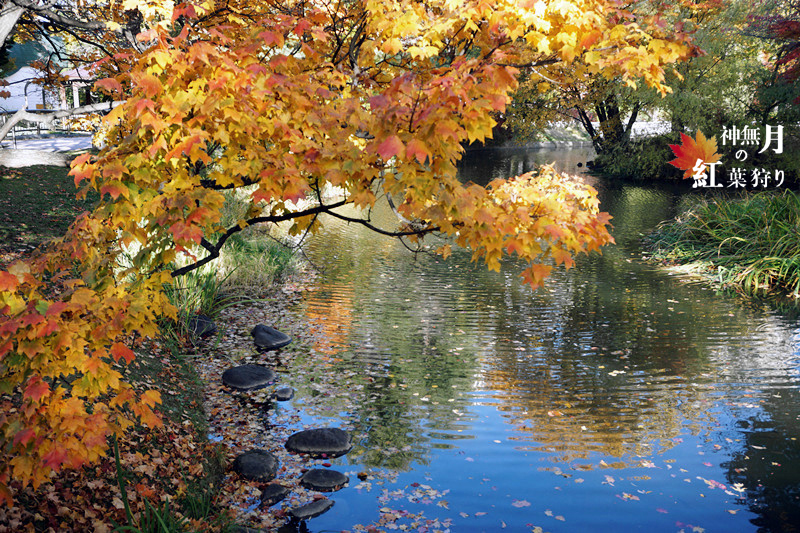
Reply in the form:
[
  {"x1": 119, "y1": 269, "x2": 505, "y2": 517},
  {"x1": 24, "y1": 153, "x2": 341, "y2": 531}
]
[{"x1": 279, "y1": 146, "x2": 800, "y2": 532}]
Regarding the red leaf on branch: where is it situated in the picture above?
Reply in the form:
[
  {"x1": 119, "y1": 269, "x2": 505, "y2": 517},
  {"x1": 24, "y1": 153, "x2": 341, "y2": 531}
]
[
  {"x1": 376, "y1": 135, "x2": 405, "y2": 160},
  {"x1": 24, "y1": 377, "x2": 49, "y2": 402}
]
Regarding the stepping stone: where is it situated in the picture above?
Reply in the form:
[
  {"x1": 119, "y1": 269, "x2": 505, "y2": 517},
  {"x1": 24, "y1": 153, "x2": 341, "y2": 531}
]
[
  {"x1": 285, "y1": 428, "x2": 351, "y2": 458},
  {"x1": 273, "y1": 387, "x2": 294, "y2": 401},
  {"x1": 222, "y1": 365, "x2": 276, "y2": 391},
  {"x1": 251, "y1": 324, "x2": 292, "y2": 351},
  {"x1": 187, "y1": 314, "x2": 217, "y2": 338},
  {"x1": 299, "y1": 469, "x2": 348, "y2": 492},
  {"x1": 260, "y1": 483, "x2": 290, "y2": 507},
  {"x1": 288, "y1": 498, "x2": 334, "y2": 520},
  {"x1": 232, "y1": 450, "x2": 278, "y2": 482}
]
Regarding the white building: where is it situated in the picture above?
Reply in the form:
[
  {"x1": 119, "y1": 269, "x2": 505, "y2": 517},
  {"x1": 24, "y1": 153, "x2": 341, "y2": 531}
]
[{"x1": 0, "y1": 66, "x2": 60, "y2": 112}]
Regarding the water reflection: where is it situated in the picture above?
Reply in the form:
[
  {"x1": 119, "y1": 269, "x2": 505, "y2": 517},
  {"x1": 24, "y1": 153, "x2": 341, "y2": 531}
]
[{"x1": 288, "y1": 148, "x2": 800, "y2": 532}]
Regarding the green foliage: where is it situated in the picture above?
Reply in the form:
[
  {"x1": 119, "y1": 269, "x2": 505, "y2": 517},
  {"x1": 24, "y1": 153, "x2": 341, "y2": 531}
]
[
  {"x1": 205, "y1": 186, "x2": 302, "y2": 291},
  {"x1": 592, "y1": 133, "x2": 683, "y2": 180},
  {"x1": 645, "y1": 190, "x2": 800, "y2": 298},
  {"x1": 165, "y1": 268, "x2": 231, "y2": 320}
]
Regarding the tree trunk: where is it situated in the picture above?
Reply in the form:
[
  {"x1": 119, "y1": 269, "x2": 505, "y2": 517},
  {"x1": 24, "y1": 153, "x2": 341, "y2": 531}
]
[
  {"x1": 0, "y1": 3, "x2": 24, "y2": 49},
  {"x1": 594, "y1": 94, "x2": 626, "y2": 152}
]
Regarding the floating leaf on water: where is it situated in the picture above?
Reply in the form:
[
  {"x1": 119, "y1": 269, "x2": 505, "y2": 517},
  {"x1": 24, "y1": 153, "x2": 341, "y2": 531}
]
[{"x1": 731, "y1": 483, "x2": 746, "y2": 493}]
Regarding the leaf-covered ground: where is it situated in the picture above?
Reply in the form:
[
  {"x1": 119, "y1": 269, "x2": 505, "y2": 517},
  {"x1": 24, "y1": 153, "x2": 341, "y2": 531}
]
[
  {"x1": 0, "y1": 165, "x2": 99, "y2": 256},
  {"x1": 0, "y1": 162, "x2": 445, "y2": 532}
]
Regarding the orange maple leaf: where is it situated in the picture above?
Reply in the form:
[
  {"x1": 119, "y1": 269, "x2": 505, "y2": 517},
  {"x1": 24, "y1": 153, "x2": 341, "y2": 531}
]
[
  {"x1": 110, "y1": 342, "x2": 136, "y2": 364},
  {"x1": 668, "y1": 131, "x2": 721, "y2": 179}
]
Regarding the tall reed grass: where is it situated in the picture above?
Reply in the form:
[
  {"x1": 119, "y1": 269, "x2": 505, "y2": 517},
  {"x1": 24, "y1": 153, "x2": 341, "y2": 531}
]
[
  {"x1": 646, "y1": 190, "x2": 800, "y2": 298},
  {"x1": 161, "y1": 187, "x2": 301, "y2": 341}
]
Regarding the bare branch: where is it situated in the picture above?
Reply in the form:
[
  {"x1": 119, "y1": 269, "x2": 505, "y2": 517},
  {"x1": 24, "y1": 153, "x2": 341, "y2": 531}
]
[
  {"x1": 0, "y1": 100, "x2": 123, "y2": 143},
  {"x1": 9, "y1": 0, "x2": 106, "y2": 32},
  {"x1": 171, "y1": 199, "x2": 349, "y2": 277}
]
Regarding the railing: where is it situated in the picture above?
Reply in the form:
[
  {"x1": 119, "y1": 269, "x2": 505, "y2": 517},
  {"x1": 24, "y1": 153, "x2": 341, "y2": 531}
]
[{"x1": 0, "y1": 108, "x2": 97, "y2": 147}]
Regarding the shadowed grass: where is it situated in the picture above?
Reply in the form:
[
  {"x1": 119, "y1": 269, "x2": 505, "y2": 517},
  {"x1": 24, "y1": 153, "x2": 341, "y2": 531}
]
[
  {"x1": 646, "y1": 190, "x2": 800, "y2": 298},
  {"x1": 0, "y1": 164, "x2": 99, "y2": 252}
]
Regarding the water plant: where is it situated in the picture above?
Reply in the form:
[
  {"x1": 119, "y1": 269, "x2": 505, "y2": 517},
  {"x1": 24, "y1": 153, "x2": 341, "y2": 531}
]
[{"x1": 646, "y1": 189, "x2": 800, "y2": 297}]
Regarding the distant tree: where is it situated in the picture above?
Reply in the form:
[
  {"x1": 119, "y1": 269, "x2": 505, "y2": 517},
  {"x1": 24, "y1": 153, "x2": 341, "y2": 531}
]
[{"x1": 746, "y1": 0, "x2": 800, "y2": 124}]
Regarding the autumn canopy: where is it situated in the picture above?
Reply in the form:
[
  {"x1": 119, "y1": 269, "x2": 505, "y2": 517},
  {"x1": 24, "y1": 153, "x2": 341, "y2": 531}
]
[{"x1": 0, "y1": 0, "x2": 699, "y2": 501}]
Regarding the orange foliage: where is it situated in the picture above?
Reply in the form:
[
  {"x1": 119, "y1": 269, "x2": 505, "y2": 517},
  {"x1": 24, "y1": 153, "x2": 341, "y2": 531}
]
[{"x1": 0, "y1": 0, "x2": 697, "y2": 501}]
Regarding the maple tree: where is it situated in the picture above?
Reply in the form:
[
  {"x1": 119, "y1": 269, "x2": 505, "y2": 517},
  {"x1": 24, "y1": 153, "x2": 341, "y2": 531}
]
[
  {"x1": 0, "y1": 0, "x2": 701, "y2": 504},
  {"x1": 506, "y1": 0, "x2": 715, "y2": 153}
]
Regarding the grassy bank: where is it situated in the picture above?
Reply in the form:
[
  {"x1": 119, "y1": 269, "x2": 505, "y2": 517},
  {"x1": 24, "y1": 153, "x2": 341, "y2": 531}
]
[
  {"x1": 645, "y1": 190, "x2": 800, "y2": 299},
  {"x1": 0, "y1": 164, "x2": 301, "y2": 531}
]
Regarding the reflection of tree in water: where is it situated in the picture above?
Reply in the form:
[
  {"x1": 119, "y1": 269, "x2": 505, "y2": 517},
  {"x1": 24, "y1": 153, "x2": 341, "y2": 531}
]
[
  {"x1": 297, "y1": 172, "x2": 800, "y2": 529},
  {"x1": 721, "y1": 378, "x2": 800, "y2": 532}
]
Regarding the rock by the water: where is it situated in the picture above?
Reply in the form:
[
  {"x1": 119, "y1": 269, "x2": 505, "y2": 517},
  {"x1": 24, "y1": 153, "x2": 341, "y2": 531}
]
[
  {"x1": 299, "y1": 469, "x2": 348, "y2": 492},
  {"x1": 251, "y1": 324, "x2": 292, "y2": 351},
  {"x1": 232, "y1": 450, "x2": 278, "y2": 481},
  {"x1": 285, "y1": 428, "x2": 351, "y2": 458},
  {"x1": 222, "y1": 365, "x2": 276, "y2": 391},
  {"x1": 288, "y1": 498, "x2": 334, "y2": 520},
  {"x1": 260, "y1": 483, "x2": 290, "y2": 507},
  {"x1": 273, "y1": 387, "x2": 295, "y2": 401},
  {"x1": 188, "y1": 314, "x2": 217, "y2": 338}
]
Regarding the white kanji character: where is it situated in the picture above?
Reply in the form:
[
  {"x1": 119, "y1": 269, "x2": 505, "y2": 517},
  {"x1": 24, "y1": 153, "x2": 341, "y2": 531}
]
[
  {"x1": 751, "y1": 168, "x2": 770, "y2": 188},
  {"x1": 741, "y1": 125, "x2": 760, "y2": 146},
  {"x1": 721, "y1": 125, "x2": 737, "y2": 146},
  {"x1": 727, "y1": 168, "x2": 747, "y2": 188},
  {"x1": 759, "y1": 124, "x2": 784, "y2": 154}
]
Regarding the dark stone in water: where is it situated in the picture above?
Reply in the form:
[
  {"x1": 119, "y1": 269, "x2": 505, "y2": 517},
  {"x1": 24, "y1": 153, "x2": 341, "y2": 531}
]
[
  {"x1": 299, "y1": 469, "x2": 348, "y2": 492},
  {"x1": 273, "y1": 387, "x2": 294, "y2": 401},
  {"x1": 251, "y1": 324, "x2": 292, "y2": 351},
  {"x1": 232, "y1": 449, "x2": 278, "y2": 481},
  {"x1": 222, "y1": 365, "x2": 276, "y2": 391},
  {"x1": 260, "y1": 483, "x2": 290, "y2": 507},
  {"x1": 285, "y1": 428, "x2": 351, "y2": 458},
  {"x1": 288, "y1": 498, "x2": 334, "y2": 520},
  {"x1": 188, "y1": 314, "x2": 217, "y2": 338}
]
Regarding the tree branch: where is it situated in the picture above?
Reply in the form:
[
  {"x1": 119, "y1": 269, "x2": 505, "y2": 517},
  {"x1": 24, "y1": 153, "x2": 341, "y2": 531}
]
[
  {"x1": 0, "y1": 100, "x2": 123, "y2": 143},
  {"x1": 9, "y1": 0, "x2": 106, "y2": 32},
  {"x1": 323, "y1": 209, "x2": 439, "y2": 238},
  {"x1": 171, "y1": 199, "x2": 349, "y2": 277}
]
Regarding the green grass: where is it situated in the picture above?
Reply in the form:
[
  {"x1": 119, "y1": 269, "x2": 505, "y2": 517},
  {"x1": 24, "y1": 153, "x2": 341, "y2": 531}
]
[
  {"x1": 646, "y1": 190, "x2": 800, "y2": 298},
  {"x1": 0, "y1": 165, "x2": 99, "y2": 249}
]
